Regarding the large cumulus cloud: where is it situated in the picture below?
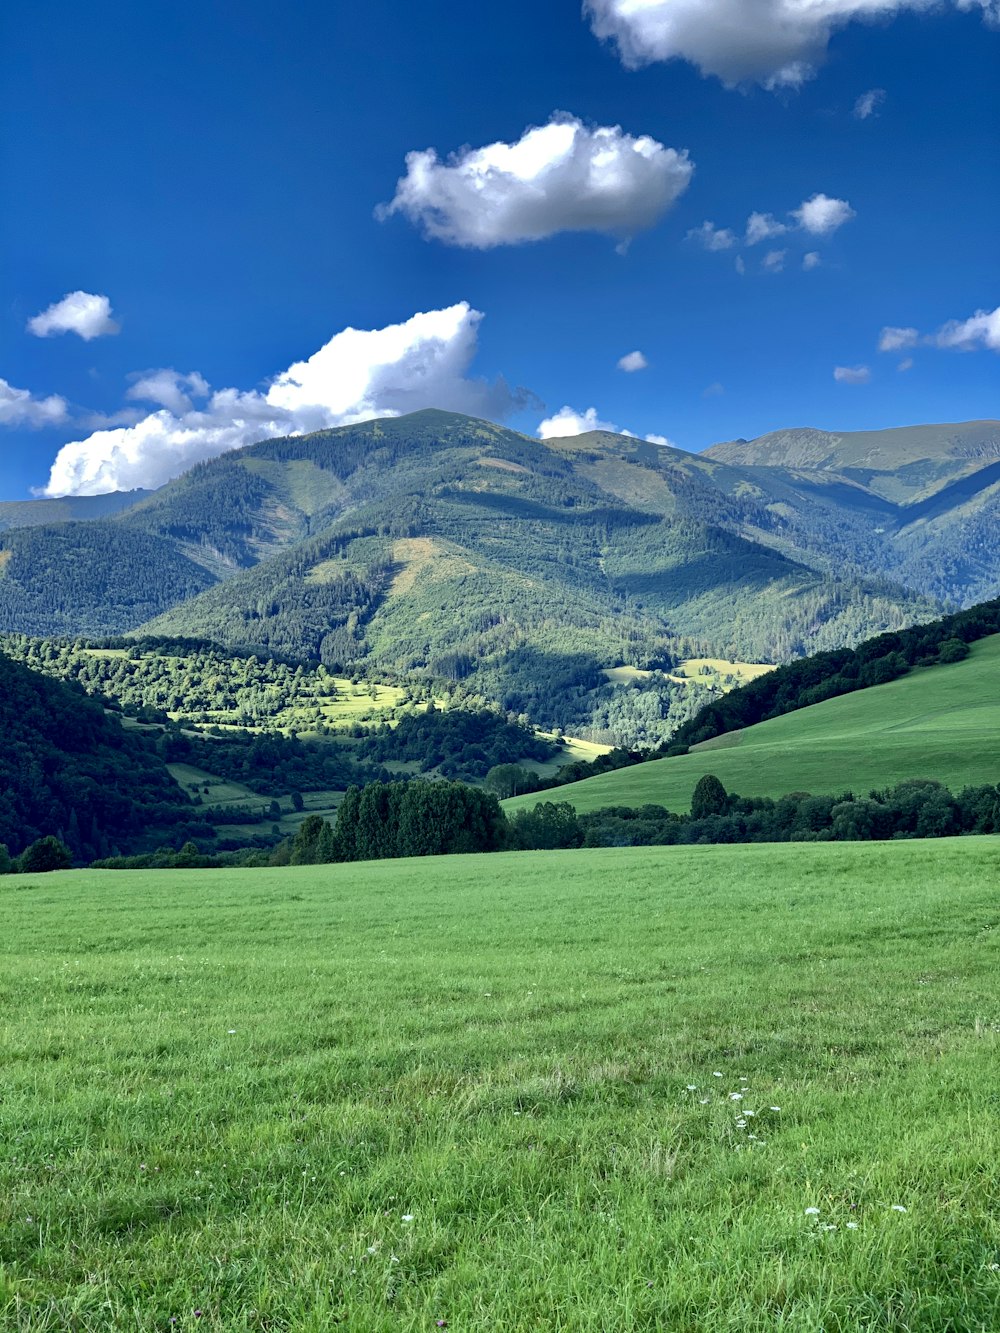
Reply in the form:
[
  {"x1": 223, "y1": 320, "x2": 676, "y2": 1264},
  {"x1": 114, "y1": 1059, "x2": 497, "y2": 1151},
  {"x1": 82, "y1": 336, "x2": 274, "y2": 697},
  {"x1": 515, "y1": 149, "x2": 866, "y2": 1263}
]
[
  {"x1": 585, "y1": 1, "x2": 999, "y2": 88},
  {"x1": 379, "y1": 113, "x2": 693, "y2": 248},
  {"x1": 42, "y1": 304, "x2": 532, "y2": 496}
]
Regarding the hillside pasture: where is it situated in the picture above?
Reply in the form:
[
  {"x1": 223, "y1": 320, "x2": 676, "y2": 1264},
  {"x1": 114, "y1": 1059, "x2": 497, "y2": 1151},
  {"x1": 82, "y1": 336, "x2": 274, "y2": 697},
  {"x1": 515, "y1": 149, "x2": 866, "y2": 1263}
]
[
  {"x1": 1, "y1": 840, "x2": 998, "y2": 1330},
  {"x1": 508, "y1": 634, "x2": 1000, "y2": 816}
]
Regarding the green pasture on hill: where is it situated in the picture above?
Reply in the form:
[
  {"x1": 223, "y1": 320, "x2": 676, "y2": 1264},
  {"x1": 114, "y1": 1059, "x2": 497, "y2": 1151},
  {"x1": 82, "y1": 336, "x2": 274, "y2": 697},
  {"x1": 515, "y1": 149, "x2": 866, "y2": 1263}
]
[
  {"x1": 507, "y1": 633, "x2": 1000, "y2": 816},
  {"x1": 2, "y1": 841, "x2": 999, "y2": 1330}
]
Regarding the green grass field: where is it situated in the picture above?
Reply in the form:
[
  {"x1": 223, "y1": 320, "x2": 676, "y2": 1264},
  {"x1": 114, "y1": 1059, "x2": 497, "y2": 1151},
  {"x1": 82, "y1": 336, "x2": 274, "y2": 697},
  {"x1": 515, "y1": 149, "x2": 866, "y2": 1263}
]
[
  {"x1": 507, "y1": 635, "x2": 1000, "y2": 816},
  {"x1": 2, "y1": 841, "x2": 998, "y2": 1330}
]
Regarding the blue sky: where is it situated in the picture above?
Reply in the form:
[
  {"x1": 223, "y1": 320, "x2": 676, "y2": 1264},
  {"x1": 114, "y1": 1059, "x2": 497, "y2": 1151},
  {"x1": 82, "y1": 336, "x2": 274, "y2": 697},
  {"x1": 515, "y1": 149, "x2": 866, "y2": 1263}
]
[{"x1": 1, "y1": 0, "x2": 997, "y2": 499}]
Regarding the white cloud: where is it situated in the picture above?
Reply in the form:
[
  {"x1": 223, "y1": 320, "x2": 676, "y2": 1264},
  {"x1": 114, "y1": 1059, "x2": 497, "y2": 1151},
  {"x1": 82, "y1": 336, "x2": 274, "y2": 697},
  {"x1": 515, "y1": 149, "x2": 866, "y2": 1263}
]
[
  {"x1": 735, "y1": 256, "x2": 746, "y2": 275},
  {"x1": 793, "y1": 193, "x2": 856, "y2": 235},
  {"x1": 834, "y1": 364, "x2": 872, "y2": 384},
  {"x1": 898, "y1": 357, "x2": 914, "y2": 371},
  {"x1": 762, "y1": 249, "x2": 787, "y2": 273},
  {"x1": 878, "y1": 325, "x2": 920, "y2": 352},
  {"x1": 703, "y1": 381, "x2": 726, "y2": 397},
  {"x1": 126, "y1": 369, "x2": 212, "y2": 414},
  {"x1": 854, "y1": 87, "x2": 887, "y2": 119},
  {"x1": 28, "y1": 291, "x2": 120, "y2": 340},
  {"x1": 688, "y1": 220, "x2": 737, "y2": 250},
  {"x1": 617, "y1": 350, "x2": 649, "y2": 372},
  {"x1": 933, "y1": 305, "x2": 1000, "y2": 352},
  {"x1": 585, "y1": 1, "x2": 999, "y2": 88},
  {"x1": 538, "y1": 405, "x2": 619, "y2": 438},
  {"x1": 378, "y1": 113, "x2": 694, "y2": 248},
  {"x1": 745, "y1": 212, "x2": 788, "y2": 246},
  {"x1": 42, "y1": 304, "x2": 532, "y2": 496},
  {"x1": 0, "y1": 377, "x2": 68, "y2": 427},
  {"x1": 537, "y1": 404, "x2": 673, "y2": 445},
  {"x1": 802, "y1": 251, "x2": 822, "y2": 270}
]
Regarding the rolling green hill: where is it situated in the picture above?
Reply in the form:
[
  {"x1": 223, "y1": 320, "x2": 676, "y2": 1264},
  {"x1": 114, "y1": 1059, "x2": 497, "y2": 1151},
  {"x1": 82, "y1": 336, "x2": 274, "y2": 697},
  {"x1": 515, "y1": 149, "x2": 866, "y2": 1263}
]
[{"x1": 506, "y1": 632, "x2": 1000, "y2": 814}]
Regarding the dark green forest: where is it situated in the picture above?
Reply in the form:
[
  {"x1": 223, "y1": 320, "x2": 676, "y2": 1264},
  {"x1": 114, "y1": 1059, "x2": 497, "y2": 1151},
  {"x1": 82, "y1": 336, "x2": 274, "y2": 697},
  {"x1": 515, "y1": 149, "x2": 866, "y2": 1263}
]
[{"x1": 0, "y1": 649, "x2": 193, "y2": 859}]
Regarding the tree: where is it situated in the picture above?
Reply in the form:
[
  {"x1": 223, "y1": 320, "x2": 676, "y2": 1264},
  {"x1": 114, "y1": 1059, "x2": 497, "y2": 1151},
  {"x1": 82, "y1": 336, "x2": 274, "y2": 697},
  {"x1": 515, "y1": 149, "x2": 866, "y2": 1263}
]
[
  {"x1": 18, "y1": 837, "x2": 73, "y2": 873},
  {"x1": 937, "y1": 638, "x2": 970, "y2": 665},
  {"x1": 290, "y1": 814, "x2": 327, "y2": 865},
  {"x1": 508, "y1": 802, "x2": 582, "y2": 851},
  {"x1": 484, "y1": 764, "x2": 537, "y2": 799},
  {"x1": 691, "y1": 774, "x2": 728, "y2": 820},
  {"x1": 0, "y1": 843, "x2": 11, "y2": 875}
]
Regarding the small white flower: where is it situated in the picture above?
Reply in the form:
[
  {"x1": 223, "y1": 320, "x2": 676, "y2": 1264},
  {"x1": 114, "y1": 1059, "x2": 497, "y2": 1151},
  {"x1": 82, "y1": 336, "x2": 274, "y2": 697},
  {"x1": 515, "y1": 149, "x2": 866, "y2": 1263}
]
[
  {"x1": 770, "y1": 1106, "x2": 782, "y2": 1112},
  {"x1": 699, "y1": 1097, "x2": 710, "y2": 1104},
  {"x1": 822, "y1": 1223, "x2": 837, "y2": 1232},
  {"x1": 366, "y1": 1245, "x2": 379, "y2": 1254},
  {"x1": 891, "y1": 1205, "x2": 907, "y2": 1213},
  {"x1": 712, "y1": 1071, "x2": 723, "y2": 1077},
  {"x1": 988, "y1": 1262, "x2": 999, "y2": 1270},
  {"x1": 805, "y1": 1207, "x2": 820, "y2": 1216},
  {"x1": 227, "y1": 1029, "x2": 237, "y2": 1034},
  {"x1": 846, "y1": 1222, "x2": 859, "y2": 1230},
  {"x1": 401, "y1": 1214, "x2": 414, "y2": 1222},
  {"x1": 686, "y1": 1085, "x2": 698, "y2": 1091},
  {"x1": 729, "y1": 1092, "x2": 743, "y2": 1101}
]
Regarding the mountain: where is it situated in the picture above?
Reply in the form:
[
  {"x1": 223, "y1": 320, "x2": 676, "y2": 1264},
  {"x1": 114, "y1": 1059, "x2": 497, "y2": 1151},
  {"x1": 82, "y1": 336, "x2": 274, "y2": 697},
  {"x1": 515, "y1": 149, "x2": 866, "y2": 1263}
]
[
  {"x1": 0, "y1": 489, "x2": 151, "y2": 531},
  {"x1": 705, "y1": 420, "x2": 1000, "y2": 605},
  {"x1": 4, "y1": 410, "x2": 995, "y2": 731},
  {"x1": 0, "y1": 648, "x2": 191, "y2": 859}
]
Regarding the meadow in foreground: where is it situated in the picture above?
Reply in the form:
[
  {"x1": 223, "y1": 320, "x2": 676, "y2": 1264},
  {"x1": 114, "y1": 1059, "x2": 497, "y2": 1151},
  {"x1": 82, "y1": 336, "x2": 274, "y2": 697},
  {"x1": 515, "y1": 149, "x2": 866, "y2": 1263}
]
[{"x1": 1, "y1": 841, "x2": 998, "y2": 1331}]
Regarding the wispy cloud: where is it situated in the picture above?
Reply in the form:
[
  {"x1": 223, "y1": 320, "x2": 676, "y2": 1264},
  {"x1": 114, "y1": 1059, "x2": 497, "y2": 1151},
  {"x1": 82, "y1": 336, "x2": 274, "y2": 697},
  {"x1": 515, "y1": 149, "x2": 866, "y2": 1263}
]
[
  {"x1": 833, "y1": 364, "x2": 872, "y2": 384},
  {"x1": 854, "y1": 88, "x2": 887, "y2": 120}
]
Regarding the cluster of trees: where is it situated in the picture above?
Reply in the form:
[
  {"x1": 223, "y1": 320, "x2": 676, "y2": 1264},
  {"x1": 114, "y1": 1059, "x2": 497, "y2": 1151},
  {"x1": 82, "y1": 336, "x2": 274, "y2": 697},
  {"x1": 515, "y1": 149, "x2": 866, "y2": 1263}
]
[
  {"x1": 68, "y1": 762, "x2": 1000, "y2": 875},
  {"x1": 508, "y1": 774, "x2": 1000, "y2": 850},
  {"x1": 670, "y1": 600, "x2": 1000, "y2": 751},
  {"x1": 0, "y1": 634, "x2": 392, "y2": 732},
  {"x1": 0, "y1": 649, "x2": 195, "y2": 860},
  {"x1": 356, "y1": 706, "x2": 555, "y2": 781},
  {"x1": 158, "y1": 727, "x2": 387, "y2": 797},
  {"x1": 276, "y1": 781, "x2": 508, "y2": 864}
]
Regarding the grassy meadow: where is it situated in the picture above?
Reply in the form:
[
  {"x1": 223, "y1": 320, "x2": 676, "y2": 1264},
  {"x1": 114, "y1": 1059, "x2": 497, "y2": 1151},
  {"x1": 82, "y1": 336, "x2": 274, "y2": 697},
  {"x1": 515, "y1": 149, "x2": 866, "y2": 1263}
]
[
  {"x1": 508, "y1": 634, "x2": 1000, "y2": 816},
  {"x1": 1, "y1": 841, "x2": 998, "y2": 1330}
]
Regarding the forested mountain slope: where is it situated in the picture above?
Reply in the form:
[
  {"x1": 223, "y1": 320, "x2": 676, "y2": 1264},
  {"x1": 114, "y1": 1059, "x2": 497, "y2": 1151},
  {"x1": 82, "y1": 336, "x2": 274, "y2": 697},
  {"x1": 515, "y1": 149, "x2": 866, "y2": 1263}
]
[
  {"x1": 6, "y1": 411, "x2": 999, "y2": 729},
  {"x1": 705, "y1": 420, "x2": 1000, "y2": 604},
  {"x1": 0, "y1": 649, "x2": 191, "y2": 858}
]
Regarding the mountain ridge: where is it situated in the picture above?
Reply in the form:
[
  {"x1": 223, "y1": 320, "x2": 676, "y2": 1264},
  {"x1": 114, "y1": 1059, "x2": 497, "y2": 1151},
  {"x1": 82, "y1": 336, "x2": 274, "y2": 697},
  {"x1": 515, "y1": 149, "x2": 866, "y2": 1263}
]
[{"x1": 3, "y1": 410, "x2": 997, "y2": 733}]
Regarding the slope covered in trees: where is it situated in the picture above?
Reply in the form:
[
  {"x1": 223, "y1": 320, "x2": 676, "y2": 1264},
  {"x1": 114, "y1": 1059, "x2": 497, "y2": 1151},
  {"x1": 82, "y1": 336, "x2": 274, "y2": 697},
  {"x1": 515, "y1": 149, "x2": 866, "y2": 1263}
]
[
  {"x1": 0, "y1": 649, "x2": 192, "y2": 858},
  {"x1": 8, "y1": 411, "x2": 1000, "y2": 732}
]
